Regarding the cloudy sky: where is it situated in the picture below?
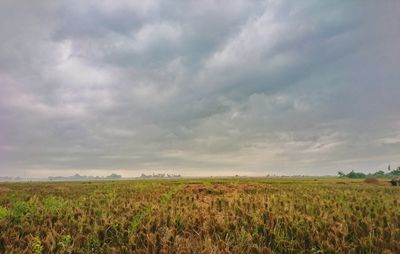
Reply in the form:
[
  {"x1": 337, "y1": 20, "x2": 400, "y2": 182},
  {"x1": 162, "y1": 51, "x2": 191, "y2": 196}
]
[{"x1": 0, "y1": 0, "x2": 399, "y2": 177}]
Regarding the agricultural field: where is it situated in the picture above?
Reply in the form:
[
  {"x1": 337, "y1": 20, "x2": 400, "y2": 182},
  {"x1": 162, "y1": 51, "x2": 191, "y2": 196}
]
[{"x1": 0, "y1": 178, "x2": 399, "y2": 253}]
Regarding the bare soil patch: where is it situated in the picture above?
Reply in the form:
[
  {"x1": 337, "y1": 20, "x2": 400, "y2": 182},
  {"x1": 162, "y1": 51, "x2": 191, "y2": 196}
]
[{"x1": 52, "y1": 186, "x2": 70, "y2": 192}]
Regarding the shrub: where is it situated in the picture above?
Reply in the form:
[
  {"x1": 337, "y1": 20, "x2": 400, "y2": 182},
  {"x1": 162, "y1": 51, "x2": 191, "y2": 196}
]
[
  {"x1": 347, "y1": 170, "x2": 366, "y2": 179},
  {"x1": 0, "y1": 206, "x2": 8, "y2": 220},
  {"x1": 43, "y1": 196, "x2": 67, "y2": 214},
  {"x1": 12, "y1": 201, "x2": 36, "y2": 218}
]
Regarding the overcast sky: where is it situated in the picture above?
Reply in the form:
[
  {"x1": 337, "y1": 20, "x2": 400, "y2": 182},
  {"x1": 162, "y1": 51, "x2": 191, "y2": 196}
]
[{"x1": 0, "y1": 1, "x2": 399, "y2": 177}]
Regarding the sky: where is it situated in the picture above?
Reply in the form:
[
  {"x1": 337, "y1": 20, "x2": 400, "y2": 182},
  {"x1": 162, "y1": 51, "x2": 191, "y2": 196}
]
[{"x1": 0, "y1": 0, "x2": 399, "y2": 177}]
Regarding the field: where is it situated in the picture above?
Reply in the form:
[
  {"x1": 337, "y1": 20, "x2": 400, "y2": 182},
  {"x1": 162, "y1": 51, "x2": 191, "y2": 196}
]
[{"x1": 0, "y1": 178, "x2": 399, "y2": 253}]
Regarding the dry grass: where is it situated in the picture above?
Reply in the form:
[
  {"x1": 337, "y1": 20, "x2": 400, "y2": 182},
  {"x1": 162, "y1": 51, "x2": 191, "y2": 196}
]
[
  {"x1": 364, "y1": 176, "x2": 379, "y2": 184},
  {"x1": 0, "y1": 186, "x2": 11, "y2": 193},
  {"x1": 0, "y1": 178, "x2": 400, "y2": 253}
]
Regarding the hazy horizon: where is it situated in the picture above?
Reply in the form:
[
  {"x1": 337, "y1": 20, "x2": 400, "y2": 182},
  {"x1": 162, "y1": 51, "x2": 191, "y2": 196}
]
[{"x1": 1, "y1": 1, "x2": 399, "y2": 178}]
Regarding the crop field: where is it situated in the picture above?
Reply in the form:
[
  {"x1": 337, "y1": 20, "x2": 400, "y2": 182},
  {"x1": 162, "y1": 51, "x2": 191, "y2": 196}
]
[{"x1": 0, "y1": 178, "x2": 399, "y2": 253}]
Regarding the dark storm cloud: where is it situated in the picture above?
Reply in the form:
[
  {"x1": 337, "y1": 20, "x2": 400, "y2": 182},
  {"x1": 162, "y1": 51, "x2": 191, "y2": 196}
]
[{"x1": 0, "y1": 0, "x2": 399, "y2": 177}]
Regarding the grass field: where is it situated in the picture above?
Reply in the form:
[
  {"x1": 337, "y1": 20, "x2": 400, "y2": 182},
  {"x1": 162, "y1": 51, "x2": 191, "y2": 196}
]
[{"x1": 0, "y1": 178, "x2": 399, "y2": 253}]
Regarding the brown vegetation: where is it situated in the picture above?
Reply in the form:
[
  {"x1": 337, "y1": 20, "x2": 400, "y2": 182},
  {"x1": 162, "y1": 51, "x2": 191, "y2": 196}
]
[{"x1": 0, "y1": 178, "x2": 400, "y2": 253}]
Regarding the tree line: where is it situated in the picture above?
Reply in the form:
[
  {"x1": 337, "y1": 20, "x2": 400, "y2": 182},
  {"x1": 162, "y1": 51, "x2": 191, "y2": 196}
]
[{"x1": 338, "y1": 165, "x2": 400, "y2": 179}]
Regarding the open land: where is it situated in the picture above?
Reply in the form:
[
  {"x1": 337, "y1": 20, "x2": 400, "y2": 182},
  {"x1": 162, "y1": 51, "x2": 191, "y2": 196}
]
[{"x1": 0, "y1": 178, "x2": 399, "y2": 253}]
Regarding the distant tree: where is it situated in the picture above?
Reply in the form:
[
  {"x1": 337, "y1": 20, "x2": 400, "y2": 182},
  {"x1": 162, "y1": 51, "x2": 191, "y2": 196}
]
[
  {"x1": 339, "y1": 167, "x2": 400, "y2": 179},
  {"x1": 106, "y1": 173, "x2": 122, "y2": 179},
  {"x1": 373, "y1": 170, "x2": 385, "y2": 177},
  {"x1": 391, "y1": 167, "x2": 400, "y2": 176},
  {"x1": 347, "y1": 170, "x2": 366, "y2": 179}
]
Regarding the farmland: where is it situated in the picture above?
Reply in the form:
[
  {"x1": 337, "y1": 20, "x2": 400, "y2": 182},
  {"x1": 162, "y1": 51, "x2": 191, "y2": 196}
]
[{"x1": 0, "y1": 178, "x2": 399, "y2": 253}]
